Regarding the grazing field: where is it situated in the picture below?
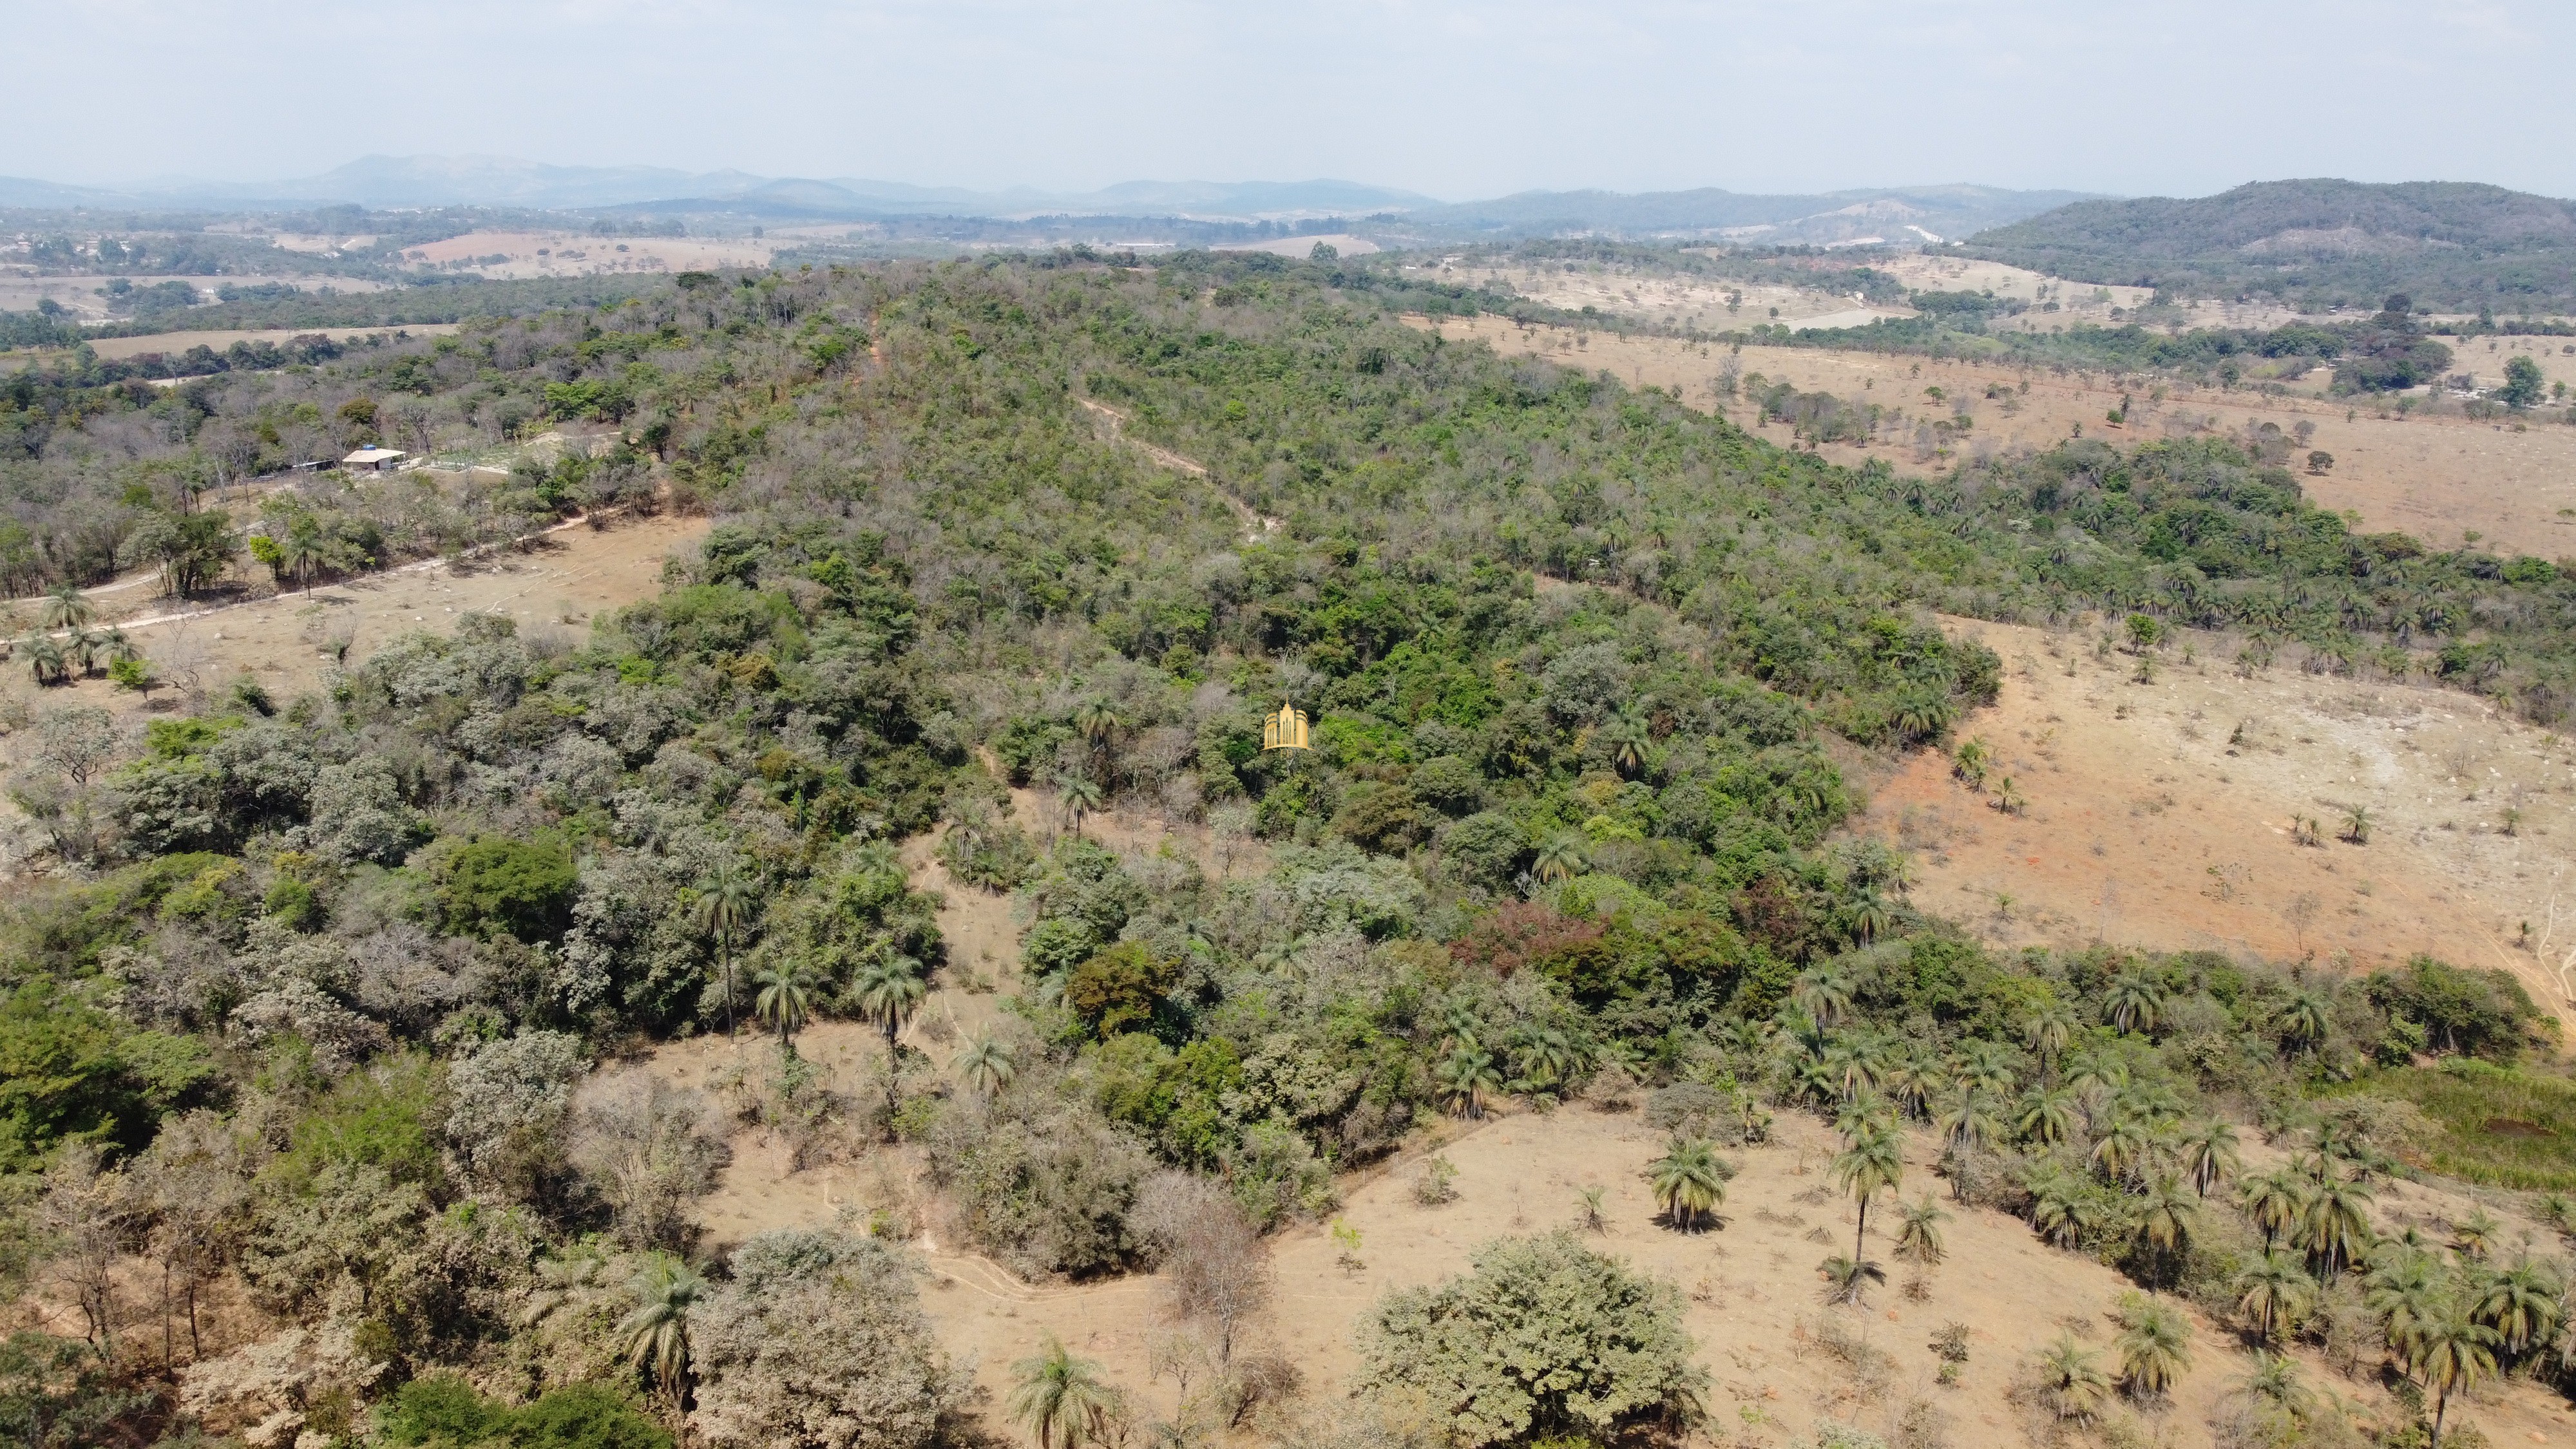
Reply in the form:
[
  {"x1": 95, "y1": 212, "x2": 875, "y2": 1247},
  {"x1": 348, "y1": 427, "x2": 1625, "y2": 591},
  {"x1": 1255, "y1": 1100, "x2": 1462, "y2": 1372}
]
[
  {"x1": 392, "y1": 230, "x2": 776, "y2": 278},
  {"x1": 2323, "y1": 1063, "x2": 2576, "y2": 1190},
  {"x1": 1420, "y1": 312, "x2": 2576, "y2": 559},
  {"x1": 1854, "y1": 609, "x2": 2576, "y2": 1028}
]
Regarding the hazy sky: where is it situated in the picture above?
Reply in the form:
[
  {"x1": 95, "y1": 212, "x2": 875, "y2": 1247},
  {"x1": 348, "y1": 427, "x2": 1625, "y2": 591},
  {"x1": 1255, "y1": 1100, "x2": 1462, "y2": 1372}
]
[{"x1": 8, "y1": 0, "x2": 2572, "y2": 200}]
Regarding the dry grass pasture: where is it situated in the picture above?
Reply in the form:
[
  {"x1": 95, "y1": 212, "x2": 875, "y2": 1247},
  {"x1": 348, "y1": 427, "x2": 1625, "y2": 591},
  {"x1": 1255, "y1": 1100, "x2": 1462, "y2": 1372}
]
[
  {"x1": 394, "y1": 231, "x2": 776, "y2": 278},
  {"x1": 1418, "y1": 314, "x2": 2576, "y2": 560},
  {"x1": 79, "y1": 324, "x2": 464, "y2": 361},
  {"x1": 1851, "y1": 612, "x2": 2576, "y2": 1033},
  {"x1": 0, "y1": 512, "x2": 707, "y2": 754}
]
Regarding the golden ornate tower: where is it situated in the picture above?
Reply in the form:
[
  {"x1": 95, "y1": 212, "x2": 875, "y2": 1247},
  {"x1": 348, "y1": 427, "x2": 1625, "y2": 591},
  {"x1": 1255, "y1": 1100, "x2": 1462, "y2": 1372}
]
[{"x1": 1262, "y1": 700, "x2": 1312, "y2": 752}]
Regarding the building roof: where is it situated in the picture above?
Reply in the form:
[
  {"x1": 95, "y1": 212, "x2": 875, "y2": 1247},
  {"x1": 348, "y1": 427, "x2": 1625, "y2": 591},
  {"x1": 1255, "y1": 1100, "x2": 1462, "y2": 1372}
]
[{"x1": 342, "y1": 448, "x2": 408, "y2": 465}]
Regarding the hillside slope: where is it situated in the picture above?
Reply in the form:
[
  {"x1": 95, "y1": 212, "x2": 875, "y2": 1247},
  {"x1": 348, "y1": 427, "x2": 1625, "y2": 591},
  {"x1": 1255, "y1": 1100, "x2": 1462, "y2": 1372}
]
[{"x1": 1958, "y1": 178, "x2": 2576, "y2": 310}]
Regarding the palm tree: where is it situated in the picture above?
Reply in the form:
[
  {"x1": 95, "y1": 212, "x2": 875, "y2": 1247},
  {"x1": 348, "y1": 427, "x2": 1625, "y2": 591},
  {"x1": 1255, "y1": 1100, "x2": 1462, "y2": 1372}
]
[
  {"x1": 2235, "y1": 1251, "x2": 2316, "y2": 1344},
  {"x1": 2035, "y1": 1332, "x2": 2112, "y2": 1422},
  {"x1": 852, "y1": 954, "x2": 928, "y2": 1054},
  {"x1": 21, "y1": 634, "x2": 66, "y2": 687},
  {"x1": 752, "y1": 960, "x2": 817, "y2": 1049},
  {"x1": 2451, "y1": 1208, "x2": 2500, "y2": 1261},
  {"x1": 2366, "y1": 1245, "x2": 2444, "y2": 1366},
  {"x1": 2103, "y1": 969, "x2": 2166, "y2": 1035},
  {"x1": 1818, "y1": 1253, "x2": 1887, "y2": 1307},
  {"x1": 2237, "y1": 1169, "x2": 2309, "y2": 1255},
  {"x1": 1649, "y1": 1135, "x2": 1729, "y2": 1231},
  {"x1": 2414, "y1": 1298, "x2": 2499, "y2": 1448},
  {"x1": 2472, "y1": 1256, "x2": 2562, "y2": 1356},
  {"x1": 1932, "y1": 1084, "x2": 2002, "y2": 1162},
  {"x1": 1951, "y1": 1039, "x2": 2019, "y2": 1098},
  {"x1": 1790, "y1": 963, "x2": 1854, "y2": 1027},
  {"x1": 2017, "y1": 1087, "x2": 2077, "y2": 1148},
  {"x1": 692, "y1": 860, "x2": 759, "y2": 1039},
  {"x1": 2276, "y1": 991, "x2": 2332, "y2": 1054},
  {"x1": 2115, "y1": 1298, "x2": 2192, "y2": 1401},
  {"x1": 2340, "y1": 804, "x2": 2374, "y2": 844},
  {"x1": 1831, "y1": 1121, "x2": 1904, "y2": 1258},
  {"x1": 2303, "y1": 1171, "x2": 2375, "y2": 1278},
  {"x1": 1073, "y1": 699, "x2": 1125, "y2": 748},
  {"x1": 1532, "y1": 832, "x2": 1587, "y2": 884},
  {"x1": 957, "y1": 1033, "x2": 1016, "y2": 1098},
  {"x1": 1055, "y1": 773, "x2": 1105, "y2": 838},
  {"x1": 1437, "y1": 1046, "x2": 1502, "y2": 1120},
  {"x1": 1008, "y1": 1335, "x2": 1119, "y2": 1449},
  {"x1": 1507, "y1": 1023, "x2": 1580, "y2": 1095},
  {"x1": 617, "y1": 1256, "x2": 705, "y2": 1410},
  {"x1": 2180, "y1": 1119, "x2": 2241, "y2": 1197},
  {"x1": 2090, "y1": 1113, "x2": 2152, "y2": 1184},
  {"x1": 1598, "y1": 712, "x2": 1648, "y2": 777},
  {"x1": 2133, "y1": 1174, "x2": 2200, "y2": 1285},
  {"x1": 2238, "y1": 1351, "x2": 2311, "y2": 1420},
  {"x1": 40, "y1": 584, "x2": 93, "y2": 630},
  {"x1": 1893, "y1": 1195, "x2": 1950, "y2": 1269},
  {"x1": 2025, "y1": 1002, "x2": 2077, "y2": 1079}
]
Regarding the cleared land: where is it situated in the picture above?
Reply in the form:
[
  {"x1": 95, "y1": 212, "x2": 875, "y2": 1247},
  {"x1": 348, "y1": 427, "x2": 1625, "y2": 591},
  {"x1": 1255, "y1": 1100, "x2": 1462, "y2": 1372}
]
[
  {"x1": 0, "y1": 512, "x2": 707, "y2": 744},
  {"x1": 1419, "y1": 313, "x2": 2576, "y2": 559},
  {"x1": 80, "y1": 323, "x2": 463, "y2": 359},
  {"x1": 1856, "y1": 611, "x2": 2576, "y2": 1031},
  {"x1": 393, "y1": 231, "x2": 776, "y2": 278}
]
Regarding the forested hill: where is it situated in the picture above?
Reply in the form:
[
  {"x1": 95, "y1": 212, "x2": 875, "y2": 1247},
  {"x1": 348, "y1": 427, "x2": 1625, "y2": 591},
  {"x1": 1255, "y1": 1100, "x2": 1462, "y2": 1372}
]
[
  {"x1": 7, "y1": 252, "x2": 2575, "y2": 1443},
  {"x1": 1956, "y1": 178, "x2": 2576, "y2": 312}
]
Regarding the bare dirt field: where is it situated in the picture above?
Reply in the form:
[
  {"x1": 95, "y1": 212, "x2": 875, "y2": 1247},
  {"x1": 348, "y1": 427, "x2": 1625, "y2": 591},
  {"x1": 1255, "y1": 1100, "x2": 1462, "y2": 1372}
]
[
  {"x1": 0, "y1": 513, "x2": 708, "y2": 743},
  {"x1": 79, "y1": 324, "x2": 463, "y2": 360},
  {"x1": 616, "y1": 790, "x2": 2576, "y2": 1448},
  {"x1": 394, "y1": 231, "x2": 776, "y2": 279},
  {"x1": 1851, "y1": 612, "x2": 2576, "y2": 1031},
  {"x1": 1418, "y1": 314, "x2": 2576, "y2": 560}
]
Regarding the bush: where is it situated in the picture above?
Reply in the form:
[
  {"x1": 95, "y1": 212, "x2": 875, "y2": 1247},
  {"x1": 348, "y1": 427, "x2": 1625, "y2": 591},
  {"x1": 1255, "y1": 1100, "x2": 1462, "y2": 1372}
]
[
  {"x1": 691, "y1": 1230, "x2": 960, "y2": 1449},
  {"x1": 925, "y1": 1088, "x2": 1152, "y2": 1277},
  {"x1": 1355, "y1": 1231, "x2": 1704, "y2": 1446},
  {"x1": 423, "y1": 832, "x2": 579, "y2": 942},
  {"x1": 380, "y1": 1376, "x2": 671, "y2": 1449}
]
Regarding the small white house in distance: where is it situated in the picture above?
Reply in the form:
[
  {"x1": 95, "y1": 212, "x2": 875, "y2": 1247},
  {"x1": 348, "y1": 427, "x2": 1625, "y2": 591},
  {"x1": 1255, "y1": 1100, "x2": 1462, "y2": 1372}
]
[{"x1": 341, "y1": 448, "x2": 407, "y2": 473}]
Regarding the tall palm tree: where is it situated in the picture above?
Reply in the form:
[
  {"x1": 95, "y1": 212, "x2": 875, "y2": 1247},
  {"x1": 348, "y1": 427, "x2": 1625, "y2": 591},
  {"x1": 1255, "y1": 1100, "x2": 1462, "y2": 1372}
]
[
  {"x1": 1648, "y1": 1135, "x2": 1729, "y2": 1231},
  {"x1": 2235, "y1": 1251, "x2": 2316, "y2": 1344},
  {"x1": 2237, "y1": 1169, "x2": 2310, "y2": 1255},
  {"x1": 2414, "y1": 1299, "x2": 2499, "y2": 1448},
  {"x1": 2472, "y1": 1256, "x2": 2562, "y2": 1357},
  {"x1": 617, "y1": 1256, "x2": 705, "y2": 1410},
  {"x1": 1598, "y1": 712, "x2": 1648, "y2": 777},
  {"x1": 2036, "y1": 1333, "x2": 2112, "y2": 1423},
  {"x1": 2365, "y1": 1245, "x2": 2445, "y2": 1367},
  {"x1": 2304, "y1": 1171, "x2": 2376, "y2": 1278},
  {"x1": 40, "y1": 584, "x2": 93, "y2": 630},
  {"x1": 1932, "y1": 1084, "x2": 2002, "y2": 1162},
  {"x1": 2017, "y1": 1087, "x2": 2077, "y2": 1148},
  {"x1": 1055, "y1": 773, "x2": 1105, "y2": 838},
  {"x1": 1790, "y1": 964, "x2": 1854, "y2": 1028},
  {"x1": 692, "y1": 860, "x2": 760, "y2": 1039},
  {"x1": 752, "y1": 960, "x2": 817, "y2": 1049},
  {"x1": 2090, "y1": 1113, "x2": 2153, "y2": 1184},
  {"x1": 2103, "y1": 969, "x2": 2167, "y2": 1036},
  {"x1": 2025, "y1": 1002, "x2": 2078, "y2": 1081},
  {"x1": 852, "y1": 954, "x2": 928, "y2": 1054},
  {"x1": 2133, "y1": 1174, "x2": 2200, "y2": 1285},
  {"x1": 1073, "y1": 699, "x2": 1125, "y2": 747},
  {"x1": 957, "y1": 1033, "x2": 1017, "y2": 1098},
  {"x1": 1532, "y1": 833, "x2": 1587, "y2": 884},
  {"x1": 1438, "y1": 1046, "x2": 1502, "y2": 1120},
  {"x1": 1008, "y1": 1335, "x2": 1119, "y2": 1449},
  {"x1": 1832, "y1": 1121, "x2": 1905, "y2": 1258},
  {"x1": 2115, "y1": 1298, "x2": 2193, "y2": 1401},
  {"x1": 1951, "y1": 1039, "x2": 2019, "y2": 1098},
  {"x1": 2180, "y1": 1119, "x2": 2241, "y2": 1197}
]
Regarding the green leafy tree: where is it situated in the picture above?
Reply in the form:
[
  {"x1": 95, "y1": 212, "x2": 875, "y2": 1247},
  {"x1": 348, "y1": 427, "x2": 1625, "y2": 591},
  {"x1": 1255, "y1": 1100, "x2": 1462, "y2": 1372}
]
[
  {"x1": 1355, "y1": 1232, "x2": 1705, "y2": 1448},
  {"x1": 2500, "y1": 354, "x2": 2546, "y2": 409}
]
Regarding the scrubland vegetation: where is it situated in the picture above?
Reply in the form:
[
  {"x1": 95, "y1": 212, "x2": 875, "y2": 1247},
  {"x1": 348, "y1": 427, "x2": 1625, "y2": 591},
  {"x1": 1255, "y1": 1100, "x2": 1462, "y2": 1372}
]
[{"x1": 5, "y1": 249, "x2": 2576, "y2": 1448}]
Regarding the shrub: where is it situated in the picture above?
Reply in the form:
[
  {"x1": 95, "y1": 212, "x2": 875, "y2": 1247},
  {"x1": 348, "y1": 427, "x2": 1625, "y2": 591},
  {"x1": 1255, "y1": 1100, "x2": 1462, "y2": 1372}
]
[
  {"x1": 691, "y1": 1230, "x2": 960, "y2": 1449},
  {"x1": 381, "y1": 1376, "x2": 671, "y2": 1449},
  {"x1": 423, "y1": 832, "x2": 579, "y2": 942},
  {"x1": 1355, "y1": 1231, "x2": 1704, "y2": 1447}
]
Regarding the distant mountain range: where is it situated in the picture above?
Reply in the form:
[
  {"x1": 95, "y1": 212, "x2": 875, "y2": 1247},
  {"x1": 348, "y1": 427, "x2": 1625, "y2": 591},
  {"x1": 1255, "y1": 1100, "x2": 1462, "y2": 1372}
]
[
  {"x1": 0, "y1": 156, "x2": 1442, "y2": 220},
  {"x1": 1953, "y1": 178, "x2": 2576, "y2": 309},
  {"x1": 0, "y1": 156, "x2": 2084, "y2": 243}
]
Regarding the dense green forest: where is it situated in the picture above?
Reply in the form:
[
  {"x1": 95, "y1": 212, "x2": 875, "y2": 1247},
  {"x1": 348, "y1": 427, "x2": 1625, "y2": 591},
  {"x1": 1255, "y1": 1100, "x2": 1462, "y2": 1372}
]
[{"x1": 4, "y1": 252, "x2": 2574, "y2": 1447}]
